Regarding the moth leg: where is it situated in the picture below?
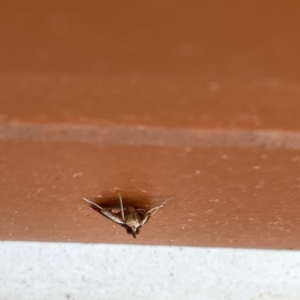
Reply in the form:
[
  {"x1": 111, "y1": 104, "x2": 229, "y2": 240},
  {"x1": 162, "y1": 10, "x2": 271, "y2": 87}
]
[
  {"x1": 147, "y1": 198, "x2": 171, "y2": 215},
  {"x1": 83, "y1": 198, "x2": 104, "y2": 210},
  {"x1": 118, "y1": 192, "x2": 125, "y2": 222},
  {"x1": 138, "y1": 212, "x2": 150, "y2": 226}
]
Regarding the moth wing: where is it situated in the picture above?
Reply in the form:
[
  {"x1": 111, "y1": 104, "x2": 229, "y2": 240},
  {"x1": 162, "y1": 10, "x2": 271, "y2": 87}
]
[{"x1": 100, "y1": 208, "x2": 125, "y2": 225}]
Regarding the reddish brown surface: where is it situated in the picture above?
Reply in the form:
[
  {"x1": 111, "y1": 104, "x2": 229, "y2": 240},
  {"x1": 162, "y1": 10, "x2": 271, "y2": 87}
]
[
  {"x1": 0, "y1": 1, "x2": 300, "y2": 248},
  {"x1": 1, "y1": 141, "x2": 300, "y2": 248}
]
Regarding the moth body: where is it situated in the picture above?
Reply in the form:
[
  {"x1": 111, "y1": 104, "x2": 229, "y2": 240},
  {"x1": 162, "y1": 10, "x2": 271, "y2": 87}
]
[{"x1": 83, "y1": 193, "x2": 170, "y2": 238}]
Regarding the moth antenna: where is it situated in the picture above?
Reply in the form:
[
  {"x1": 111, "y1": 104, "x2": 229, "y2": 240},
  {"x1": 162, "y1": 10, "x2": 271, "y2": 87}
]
[
  {"x1": 82, "y1": 198, "x2": 104, "y2": 210},
  {"x1": 147, "y1": 197, "x2": 173, "y2": 215},
  {"x1": 118, "y1": 192, "x2": 125, "y2": 221}
]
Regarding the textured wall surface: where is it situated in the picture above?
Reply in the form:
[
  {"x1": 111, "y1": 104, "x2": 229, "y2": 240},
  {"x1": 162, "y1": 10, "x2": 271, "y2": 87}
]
[{"x1": 1, "y1": 1, "x2": 300, "y2": 248}]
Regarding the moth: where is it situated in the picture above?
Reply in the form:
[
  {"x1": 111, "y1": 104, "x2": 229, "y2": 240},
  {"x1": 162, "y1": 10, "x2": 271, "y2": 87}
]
[{"x1": 83, "y1": 193, "x2": 170, "y2": 238}]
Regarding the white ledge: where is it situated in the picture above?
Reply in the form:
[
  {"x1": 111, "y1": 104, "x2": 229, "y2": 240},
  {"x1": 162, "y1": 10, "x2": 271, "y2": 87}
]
[{"x1": 1, "y1": 241, "x2": 300, "y2": 300}]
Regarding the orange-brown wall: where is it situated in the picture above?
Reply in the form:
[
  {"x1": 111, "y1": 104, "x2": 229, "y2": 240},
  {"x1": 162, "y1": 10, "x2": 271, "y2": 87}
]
[{"x1": 1, "y1": 1, "x2": 300, "y2": 249}]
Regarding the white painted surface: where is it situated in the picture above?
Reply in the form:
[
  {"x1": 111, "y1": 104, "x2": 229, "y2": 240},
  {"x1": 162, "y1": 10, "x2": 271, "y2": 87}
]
[{"x1": 0, "y1": 241, "x2": 300, "y2": 300}]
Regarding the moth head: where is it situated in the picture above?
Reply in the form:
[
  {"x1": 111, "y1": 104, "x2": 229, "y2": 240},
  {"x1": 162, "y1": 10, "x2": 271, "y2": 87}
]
[{"x1": 126, "y1": 226, "x2": 140, "y2": 238}]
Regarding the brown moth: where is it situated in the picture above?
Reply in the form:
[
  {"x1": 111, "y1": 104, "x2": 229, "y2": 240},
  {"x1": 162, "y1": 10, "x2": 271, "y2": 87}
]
[{"x1": 83, "y1": 193, "x2": 170, "y2": 238}]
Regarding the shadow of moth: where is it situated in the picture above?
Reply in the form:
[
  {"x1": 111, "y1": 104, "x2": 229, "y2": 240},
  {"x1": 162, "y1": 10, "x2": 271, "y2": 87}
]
[{"x1": 83, "y1": 193, "x2": 170, "y2": 238}]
